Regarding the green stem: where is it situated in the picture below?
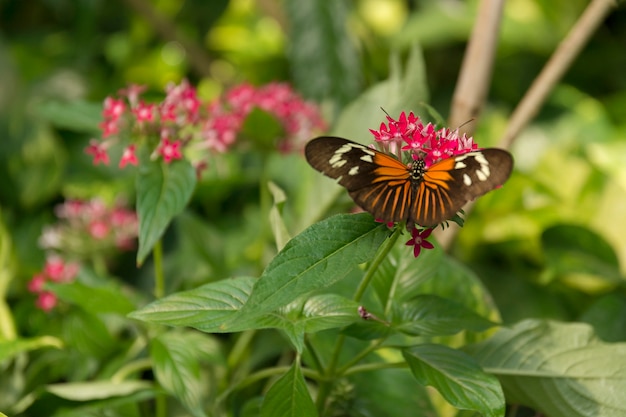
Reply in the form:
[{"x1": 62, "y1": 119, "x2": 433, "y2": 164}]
[
  {"x1": 153, "y1": 240, "x2": 164, "y2": 299},
  {"x1": 111, "y1": 358, "x2": 153, "y2": 382},
  {"x1": 353, "y1": 227, "x2": 402, "y2": 302},
  {"x1": 336, "y1": 339, "x2": 385, "y2": 375},
  {"x1": 316, "y1": 227, "x2": 403, "y2": 413},
  {"x1": 343, "y1": 361, "x2": 407, "y2": 376},
  {"x1": 304, "y1": 337, "x2": 326, "y2": 374},
  {"x1": 227, "y1": 329, "x2": 256, "y2": 369}
]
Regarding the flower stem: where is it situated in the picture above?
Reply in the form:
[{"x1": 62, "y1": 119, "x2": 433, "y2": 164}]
[
  {"x1": 353, "y1": 226, "x2": 402, "y2": 302},
  {"x1": 153, "y1": 240, "x2": 164, "y2": 299}
]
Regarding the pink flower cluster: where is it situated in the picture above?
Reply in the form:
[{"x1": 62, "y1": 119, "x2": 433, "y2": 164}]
[
  {"x1": 28, "y1": 257, "x2": 80, "y2": 312},
  {"x1": 369, "y1": 112, "x2": 479, "y2": 258},
  {"x1": 204, "y1": 83, "x2": 327, "y2": 153},
  {"x1": 369, "y1": 111, "x2": 477, "y2": 168},
  {"x1": 86, "y1": 80, "x2": 326, "y2": 170},
  {"x1": 39, "y1": 199, "x2": 139, "y2": 256},
  {"x1": 30, "y1": 199, "x2": 138, "y2": 311},
  {"x1": 86, "y1": 81, "x2": 199, "y2": 168}
]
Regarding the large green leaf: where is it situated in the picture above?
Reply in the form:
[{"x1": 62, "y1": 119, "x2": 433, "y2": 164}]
[
  {"x1": 136, "y1": 159, "x2": 196, "y2": 265},
  {"x1": 132, "y1": 214, "x2": 386, "y2": 338},
  {"x1": 468, "y1": 319, "x2": 626, "y2": 417},
  {"x1": 239, "y1": 213, "x2": 388, "y2": 317},
  {"x1": 403, "y1": 344, "x2": 505, "y2": 417},
  {"x1": 260, "y1": 361, "x2": 317, "y2": 417},
  {"x1": 128, "y1": 276, "x2": 256, "y2": 330}
]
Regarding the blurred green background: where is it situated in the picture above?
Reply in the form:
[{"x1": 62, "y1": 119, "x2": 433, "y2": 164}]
[{"x1": 2, "y1": 0, "x2": 626, "y2": 336}]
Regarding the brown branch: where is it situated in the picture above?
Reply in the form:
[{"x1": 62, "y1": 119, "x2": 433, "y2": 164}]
[
  {"x1": 121, "y1": 0, "x2": 213, "y2": 78},
  {"x1": 435, "y1": 0, "x2": 505, "y2": 248},
  {"x1": 498, "y1": 0, "x2": 617, "y2": 149},
  {"x1": 436, "y1": 0, "x2": 617, "y2": 250},
  {"x1": 448, "y1": 0, "x2": 506, "y2": 134}
]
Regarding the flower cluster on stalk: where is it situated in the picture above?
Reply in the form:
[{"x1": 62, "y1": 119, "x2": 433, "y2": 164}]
[
  {"x1": 368, "y1": 111, "x2": 478, "y2": 257},
  {"x1": 85, "y1": 81, "x2": 326, "y2": 172},
  {"x1": 29, "y1": 199, "x2": 139, "y2": 312}
]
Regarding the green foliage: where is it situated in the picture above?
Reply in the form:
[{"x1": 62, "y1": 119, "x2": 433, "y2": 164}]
[
  {"x1": 136, "y1": 159, "x2": 196, "y2": 265},
  {"x1": 469, "y1": 320, "x2": 626, "y2": 417},
  {"x1": 3, "y1": 1, "x2": 626, "y2": 417}
]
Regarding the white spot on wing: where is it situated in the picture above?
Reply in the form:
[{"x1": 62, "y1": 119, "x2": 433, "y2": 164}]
[
  {"x1": 360, "y1": 154, "x2": 373, "y2": 163},
  {"x1": 455, "y1": 160, "x2": 467, "y2": 169},
  {"x1": 463, "y1": 173, "x2": 472, "y2": 186},
  {"x1": 476, "y1": 168, "x2": 488, "y2": 181},
  {"x1": 349, "y1": 166, "x2": 360, "y2": 175},
  {"x1": 474, "y1": 153, "x2": 489, "y2": 166}
]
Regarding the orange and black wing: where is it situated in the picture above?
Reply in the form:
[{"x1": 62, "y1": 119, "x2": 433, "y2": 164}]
[
  {"x1": 412, "y1": 149, "x2": 513, "y2": 227},
  {"x1": 305, "y1": 136, "x2": 413, "y2": 222}
]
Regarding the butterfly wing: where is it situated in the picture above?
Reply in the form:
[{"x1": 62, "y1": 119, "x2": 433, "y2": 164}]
[
  {"x1": 413, "y1": 149, "x2": 513, "y2": 226},
  {"x1": 305, "y1": 136, "x2": 413, "y2": 222},
  {"x1": 306, "y1": 137, "x2": 514, "y2": 227}
]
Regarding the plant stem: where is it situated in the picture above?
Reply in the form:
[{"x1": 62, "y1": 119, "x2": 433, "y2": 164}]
[
  {"x1": 316, "y1": 227, "x2": 402, "y2": 413},
  {"x1": 353, "y1": 227, "x2": 402, "y2": 302},
  {"x1": 153, "y1": 240, "x2": 164, "y2": 299},
  {"x1": 227, "y1": 329, "x2": 255, "y2": 370}
]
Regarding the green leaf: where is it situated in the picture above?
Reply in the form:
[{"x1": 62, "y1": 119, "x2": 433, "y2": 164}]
[
  {"x1": 49, "y1": 281, "x2": 135, "y2": 315},
  {"x1": 62, "y1": 310, "x2": 116, "y2": 358},
  {"x1": 239, "y1": 213, "x2": 388, "y2": 317},
  {"x1": 128, "y1": 276, "x2": 256, "y2": 331},
  {"x1": 468, "y1": 319, "x2": 626, "y2": 417},
  {"x1": 541, "y1": 223, "x2": 622, "y2": 291},
  {"x1": 136, "y1": 159, "x2": 196, "y2": 265},
  {"x1": 580, "y1": 293, "x2": 626, "y2": 342},
  {"x1": 46, "y1": 380, "x2": 152, "y2": 400},
  {"x1": 35, "y1": 100, "x2": 102, "y2": 134},
  {"x1": 403, "y1": 344, "x2": 504, "y2": 417},
  {"x1": 271, "y1": 294, "x2": 359, "y2": 352},
  {"x1": 0, "y1": 336, "x2": 63, "y2": 361},
  {"x1": 392, "y1": 295, "x2": 497, "y2": 337},
  {"x1": 260, "y1": 361, "x2": 317, "y2": 417},
  {"x1": 332, "y1": 44, "x2": 429, "y2": 140},
  {"x1": 285, "y1": 0, "x2": 360, "y2": 109},
  {"x1": 151, "y1": 331, "x2": 221, "y2": 417},
  {"x1": 346, "y1": 368, "x2": 435, "y2": 416},
  {"x1": 268, "y1": 181, "x2": 291, "y2": 251}
]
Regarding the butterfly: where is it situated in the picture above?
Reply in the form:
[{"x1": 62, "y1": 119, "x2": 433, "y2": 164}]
[{"x1": 305, "y1": 136, "x2": 513, "y2": 228}]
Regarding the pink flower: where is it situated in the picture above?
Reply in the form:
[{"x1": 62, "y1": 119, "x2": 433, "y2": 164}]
[
  {"x1": 405, "y1": 227, "x2": 435, "y2": 258},
  {"x1": 36, "y1": 291, "x2": 57, "y2": 312},
  {"x1": 132, "y1": 101, "x2": 155, "y2": 123},
  {"x1": 44, "y1": 257, "x2": 78, "y2": 282},
  {"x1": 85, "y1": 140, "x2": 110, "y2": 165},
  {"x1": 158, "y1": 138, "x2": 183, "y2": 163},
  {"x1": 28, "y1": 273, "x2": 46, "y2": 293},
  {"x1": 89, "y1": 220, "x2": 110, "y2": 239},
  {"x1": 118, "y1": 84, "x2": 147, "y2": 108},
  {"x1": 119, "y1": 145, "x2": 139, "y2": 168},
  {"x1": 102, "y1": 97, "x2": 126, "y2": 120}
]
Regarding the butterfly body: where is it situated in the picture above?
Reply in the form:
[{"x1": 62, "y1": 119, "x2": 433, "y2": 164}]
[{"x1": 305, "y1": 136, "x2": 513, "y2": 227}]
